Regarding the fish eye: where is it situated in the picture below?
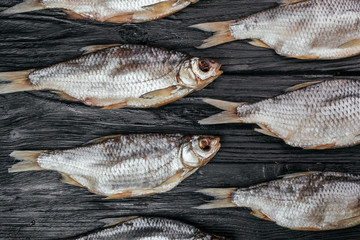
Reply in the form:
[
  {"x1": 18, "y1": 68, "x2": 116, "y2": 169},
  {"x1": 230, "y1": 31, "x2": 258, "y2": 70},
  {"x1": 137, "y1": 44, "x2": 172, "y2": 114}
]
[
  {"x1": 198, "y1": 60, "x2": 210, "y2": 72},
  {"x1": 199, "y1": 138, "x2": 211, "y2": 151}
]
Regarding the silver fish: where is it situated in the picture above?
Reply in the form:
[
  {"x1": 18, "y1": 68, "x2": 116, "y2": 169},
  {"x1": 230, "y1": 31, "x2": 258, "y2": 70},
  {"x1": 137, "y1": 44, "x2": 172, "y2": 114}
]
[
  {"x1": 2, "y1": 0, "x2": 199, "y2": 23},
  {"x1": 0, "y1": 44, "x2": 222, "y2": 109},
  {"x1": 69, "y1": 216, "x2": 227, "y2": 240},
  {"x1": 199, "y1": 79, "x2": 360, "y2": 149},
  {"x1": 196, "y1": 172, "x2": 360, "y2": 231},
  {"x1": 8, "y1": 134, "x2": 220, "y2": 199},
  {"x1": 191, "y1": 0, "x2": 360, "y2": 60}
]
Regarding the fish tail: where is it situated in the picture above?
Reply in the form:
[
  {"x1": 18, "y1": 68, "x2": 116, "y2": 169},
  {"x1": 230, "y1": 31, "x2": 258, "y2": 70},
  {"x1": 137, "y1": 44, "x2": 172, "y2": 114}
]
[
  {"x1": 1, "y1": 0, "x2": 45, "y2": 15},
  {"x1": 199, "y1": 98, "x2": 244, "y2": 125},
  {"x1": 8, "y1": 150, "x2": 45, "y2": 173},
  {"x1": 0, "y1": 69, "x2": 35, "y2": 94},
  {"x1": 194, "y1": 188, "x2": 237, "y2": 209},
  {"x1": 190, "y1": 20, "x2": 236, "y2": 49}
]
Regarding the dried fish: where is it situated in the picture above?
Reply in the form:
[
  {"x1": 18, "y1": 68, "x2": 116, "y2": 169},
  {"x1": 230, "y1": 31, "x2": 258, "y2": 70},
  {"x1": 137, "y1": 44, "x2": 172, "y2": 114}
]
[
  {"x1": 8, "y1": 134, "x2": 220, "y2": 199},
  {"x1": 191, "y1": 0, "x2": 360, "y2": 60},
  {"x1": 2, "y1": 0, "x2": 199, "y2": 23},
  {"x1": 0, "y1": 44, "x2": 222, "y2": 109},
  {"x1": 68, "y1": 216, "x2": 228, "y2": 239},
  {"x1": 199, "y1": 79, "x2": 360, "y2": 149},
  {"x1": 196, "y1": 172, "x2": 360, "y2": 231}
]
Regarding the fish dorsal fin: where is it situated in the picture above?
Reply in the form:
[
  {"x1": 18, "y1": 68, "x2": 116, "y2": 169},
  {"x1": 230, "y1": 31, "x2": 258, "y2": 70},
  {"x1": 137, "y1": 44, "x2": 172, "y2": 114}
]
[
  {"x1": 81, "y1": 44, "x2": 122, "y2": 55},
  {"x1": 285, "y1": 80, "x2": 323, "y2": 92},
  {"x1": 281, "y1": 171, "x2": 321, "y2": 179},
  {"x1": 139, "y1": 86, "x2": 180, "y2": 99},
  {"x1": 99, "y1": 216, "x2": 139, "y2": 228},
  {"x1": 85, "y1": 134, "x2": 124, "y2": 145},
  {"x1": 279, "y1": 0, "x2": 308, "y2": 5}
]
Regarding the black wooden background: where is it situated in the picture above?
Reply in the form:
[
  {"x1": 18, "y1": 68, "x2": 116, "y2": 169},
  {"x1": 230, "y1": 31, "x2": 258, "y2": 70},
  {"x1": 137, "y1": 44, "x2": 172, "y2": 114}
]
[{"x1": 1, "y1": 0, "x2": 360, "y2": 239}]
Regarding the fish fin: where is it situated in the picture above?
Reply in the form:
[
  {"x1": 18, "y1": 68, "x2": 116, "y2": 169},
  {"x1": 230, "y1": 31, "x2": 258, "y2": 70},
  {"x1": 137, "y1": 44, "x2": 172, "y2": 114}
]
[
  {"x1": 8, "y1": 150, "x2": 45, "y2": 173},
  {"x1": 1, "y1": 0, "x2": 44, "y2": 15},
  {"x1": 249, "y1": 39, "x2": 271, "y2": 49},
  {"x1": 334, "y1": 215, "x2": 360, "y2": 228},
  {"x1": 104, "y1": 190, "x2": 133, "y2": 199},
  {"x1": 285, "y1": 80, "x2": 323, "y2": 92},
  {"x1": 51, "y1": 91, "x2": 80, "y2": 102},
  {"x1": 279, "y1": 0, "x2": 308, "y2": 5},
  {"x1": 101, "y1": 102, "x2": 128, "y2": 109},
  {"x1": 288, "y1": 54, "x2": 319, "y2": 60},
  {"x1": 338, "y1": 39, "x2": 360, "y2": 49},
  {"x1": 80, "y1": 44, "x2": 122, "y2": 55},
  {"x1": 190, "y1": 21, "x2": 236, "y2": 49},
  {"x1": 280, "y1": 171, "x2": 321, "y2": 179},
  {"x1": 254, "y1": 124, "x2": 279, "y2": 138},
  {"x1": 140, "y1": 86, "x2": 179, "y2": 99},
  {"x1": 194, "y1": 188, "x2": 237, "y2": 209},
  {"x1": 250, "y1": 209, "x2": 274, "y2": 222},
  {"x1": 199, "y1": 98, "x2": 244, "y2": 125},
  {"x1": 0, "y1": 69, "x2": 35, "y2": 94},
  {"x1": 106, "y1": 13, "x2": 135, "y2": 23},
  {"x1": 99, "y1": 216, "x2": 139, "y2": 228},
  {"x1": 303, "y1": 142, "x2": 336, "y2": 150},
  {"x1": 59, "y1": 172, "x2": 84, "y2": 187},
  {"x1": 86, "y1": 135, "x2": 124, "y2": 145},
  {"x1": 63, "y1": 10, "x2": 88, "y2": 20},
  {"x1": 290, "y1": 227, "x2": 321, "y2": 231}
]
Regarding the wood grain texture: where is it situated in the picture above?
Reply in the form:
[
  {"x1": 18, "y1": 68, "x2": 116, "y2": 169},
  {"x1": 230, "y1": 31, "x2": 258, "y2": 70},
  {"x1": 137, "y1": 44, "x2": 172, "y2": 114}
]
[{"x1": 0, "y1": 0, "x2": 360, "y2": 239}]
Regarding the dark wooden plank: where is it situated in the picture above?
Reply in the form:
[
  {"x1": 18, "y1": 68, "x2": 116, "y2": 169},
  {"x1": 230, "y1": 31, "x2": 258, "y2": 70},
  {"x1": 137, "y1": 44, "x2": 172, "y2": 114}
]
[
  {"x1": 1, "y1": 0, "x2": 360, "y2": 239},
  {"x1": 1, "y1": 0, "x2": 360, "y2": 75}
]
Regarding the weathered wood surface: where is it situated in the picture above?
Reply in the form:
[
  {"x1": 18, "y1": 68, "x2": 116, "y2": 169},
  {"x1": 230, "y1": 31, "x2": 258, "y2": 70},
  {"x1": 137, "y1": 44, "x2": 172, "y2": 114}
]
[{"x1": 0, "y1": 0, "x2": 360, "y2": 239}]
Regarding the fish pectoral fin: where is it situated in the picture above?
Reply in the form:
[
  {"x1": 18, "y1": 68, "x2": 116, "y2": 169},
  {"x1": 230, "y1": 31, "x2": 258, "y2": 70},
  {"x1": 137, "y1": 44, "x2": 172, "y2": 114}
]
[
  {"x1": 86, "y1": 134, "x2": 124, "y2": 145},
  {"x1": 248, "y1": 39, "x2": 272, "y2": 49},
  {"x1": 139, "y1": 86, "x2": 180, "y2": 99},
  {"x1": 104, "y1": 190, "x2": 133, "y2": 199},
  {"x1": 285, "y1": 80, "x2": 323, "y2": 92},
  {"x1": 106, "y1": 13, "x2": 135, "y2": 23},
  {"x1": 80, "y1": 44, "x2": 123, "y2": 55},
  {"x1": 303, "y1": 142, "x2": 336, "y2": 150},
  {"x1": 142, "y1": 0, "x2": 180, "y2": 11},
  {"x1": 63, "y1": 10, "x2": 88, "y2": 20},
  {"x1": 288, "y1": 54, "x2": 319, "y2": 60},
  {"x1": 59, "y1": 172, "x2": 84, "y2": 187},
  {"x1": 250, "y1": 209, "x2": 274, "y2": 222},
  {"x1": 279, "y1": 0, "x2": 308, "y2": 5},
  {"x1": 254, "y1": 124, "x2": 280, "y2": 139},
  {"x1": 339, "y1": 39, "x2": 360, "y2": 49},
  {"x1": 99, "y1": 216, "x2": 139, "y2": 228},
  {"x1": 51, "y1": 91, "x2": 80, "y2": 102},
  {"x1": 280, "y1": 171, "x2": 321, "y2": 179},
  {"x1": 153, "y1": 170, "x2": 185, "y2": 192}
]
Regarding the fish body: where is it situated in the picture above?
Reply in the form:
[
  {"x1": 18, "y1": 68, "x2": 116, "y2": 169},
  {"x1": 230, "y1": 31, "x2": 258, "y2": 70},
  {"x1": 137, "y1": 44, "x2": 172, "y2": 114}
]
[
  {"x1": 0, "y1": 44, "x2": 222, "y2": 109},
  {"x1": 197, "y1": 172, "x2": 360, "y2": 231},
  {"x1": 2, "y1": 0, "x2": 199, "y2": 23},
  {"x1": 192, "y1": 0, "x2": 360, "y2": 60},
  {"x1": 9, "y1": 134, "x2": 220, "y2": 198},
  {"x1": 69, "y1": 216, "x2": 227, "y2": 240},
  {"x1": 200, "y1": 79, "x2": 360, "y2": 149}
]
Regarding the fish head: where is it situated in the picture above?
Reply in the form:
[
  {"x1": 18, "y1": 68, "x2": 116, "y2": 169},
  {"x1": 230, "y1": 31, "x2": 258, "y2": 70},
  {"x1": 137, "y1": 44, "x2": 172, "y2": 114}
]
[
  {"x1": 177, "y1": 57, "x2": 222, "y2": 90},
  {"x1": 180, "y1": 135, "x2": 221, "y2": 169}
]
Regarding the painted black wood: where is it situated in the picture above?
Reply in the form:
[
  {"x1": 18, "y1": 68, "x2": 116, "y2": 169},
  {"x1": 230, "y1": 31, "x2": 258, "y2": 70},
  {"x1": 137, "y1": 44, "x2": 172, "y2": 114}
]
[{"x1": 0, "y1": 0, "x2": 360, "y2": 239}]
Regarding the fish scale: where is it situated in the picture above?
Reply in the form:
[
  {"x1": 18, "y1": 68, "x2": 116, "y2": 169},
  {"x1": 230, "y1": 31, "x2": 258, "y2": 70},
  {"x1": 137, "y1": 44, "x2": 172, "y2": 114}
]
[
  {"x1": 197, "y1": 172, "x2": 360, "y2": 231},
  {"x1": 192, "y1": 0, "x2": 360, "y2": 59},
  {"x1": 9, "y1": 134, "x2": 221, "y2": 198},
  {"x1": 200, "y1": 79, "x2": 360, "y2": 149},
  {"x1": 2, "y1": 0, "x2": 199, "y2": 23},
  {"x1": 70, "y1": 217, "x2": 224, "y2": 240}
]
